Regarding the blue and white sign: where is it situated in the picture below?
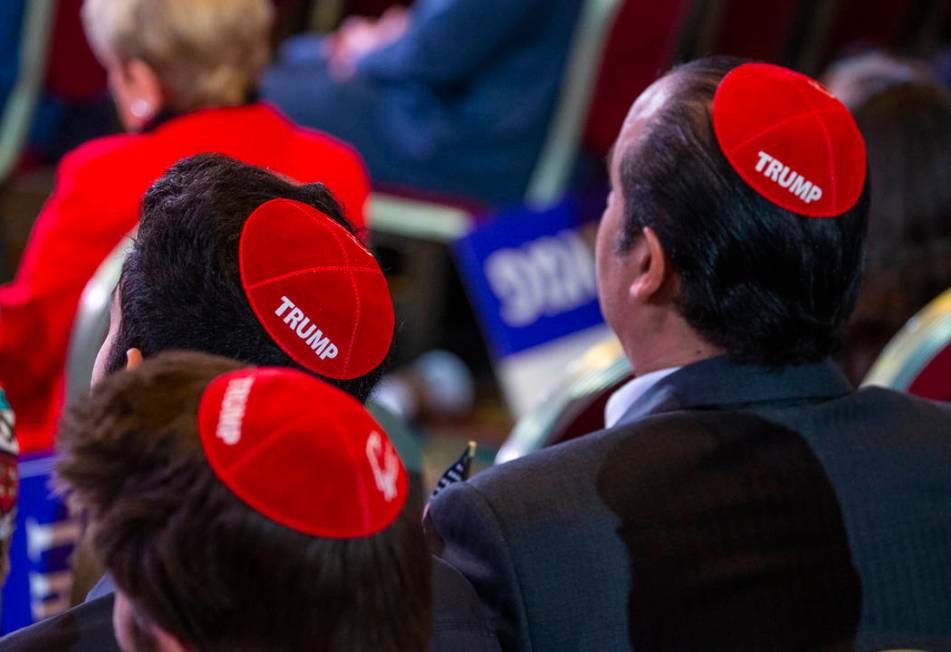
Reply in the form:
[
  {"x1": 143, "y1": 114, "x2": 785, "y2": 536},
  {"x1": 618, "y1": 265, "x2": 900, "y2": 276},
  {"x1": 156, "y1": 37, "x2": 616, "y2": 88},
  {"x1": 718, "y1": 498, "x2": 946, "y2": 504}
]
[
  {"x1": 455, "y1": 197, "x2": 615, "y2": 416},
  {"x1": 2, "y1": 452, "x2": 79, "y2": 634},
  {"x1": 455, "y1": 197, "x2": 604, "y2": 359}
]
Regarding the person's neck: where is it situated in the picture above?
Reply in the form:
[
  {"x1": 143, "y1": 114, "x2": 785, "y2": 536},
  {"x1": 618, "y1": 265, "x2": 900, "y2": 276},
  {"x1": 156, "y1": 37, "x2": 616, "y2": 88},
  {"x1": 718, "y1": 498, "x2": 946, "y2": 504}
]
[
  {"x1": 631, "y1": 345, "x2": 719, "y2": 377},
  {"x1": 622, "y1": 329, "x2": 723, "y2": 377}
]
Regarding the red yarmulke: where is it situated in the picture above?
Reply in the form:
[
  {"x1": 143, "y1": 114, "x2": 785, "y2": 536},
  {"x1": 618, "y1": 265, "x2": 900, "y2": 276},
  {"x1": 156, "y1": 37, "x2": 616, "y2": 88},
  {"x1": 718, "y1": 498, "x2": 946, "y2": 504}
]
[
  {"x1": 713, "y1": 63, "x2": 867, "y2": 218},
  {"x1": 239, "y1": 198, "x2": 394, "y2": 380},
  {"x1": 198, "y1": 367, "x2": 408, "y2": 538}
]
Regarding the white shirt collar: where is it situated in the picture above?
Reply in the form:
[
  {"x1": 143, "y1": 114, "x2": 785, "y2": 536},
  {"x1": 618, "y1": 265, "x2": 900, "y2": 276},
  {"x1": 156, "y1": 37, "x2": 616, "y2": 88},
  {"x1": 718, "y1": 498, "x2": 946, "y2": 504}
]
[{"x1": 604, "y1": 366, "x2": 680, "y2": 428}]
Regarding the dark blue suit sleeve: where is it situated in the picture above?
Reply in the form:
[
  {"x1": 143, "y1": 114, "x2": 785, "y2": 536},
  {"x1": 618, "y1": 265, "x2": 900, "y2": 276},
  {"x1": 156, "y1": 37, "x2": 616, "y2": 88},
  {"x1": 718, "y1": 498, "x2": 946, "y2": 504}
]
[
  {"x1": 359, "y1": 0, "x2": 545, "y2": 84},
  {"x1": 0, "y1": 595, "x2": 119, "y2": 651},
  {"x1": 428, "y1": 480, "x2": 530, "y2": 651}
]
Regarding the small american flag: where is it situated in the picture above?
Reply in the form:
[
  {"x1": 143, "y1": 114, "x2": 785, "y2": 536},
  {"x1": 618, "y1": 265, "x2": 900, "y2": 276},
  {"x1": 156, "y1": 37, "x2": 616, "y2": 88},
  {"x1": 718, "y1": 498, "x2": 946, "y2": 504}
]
[{"x1": 430, "y1": 441, "x2": 476, "y2": 501}]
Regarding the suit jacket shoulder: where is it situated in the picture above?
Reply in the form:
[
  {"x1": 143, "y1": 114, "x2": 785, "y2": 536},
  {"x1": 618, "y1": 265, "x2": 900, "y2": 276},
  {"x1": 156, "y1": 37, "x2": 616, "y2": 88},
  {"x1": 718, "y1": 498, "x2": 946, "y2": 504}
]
[
  {"x1": 0, "y1": 595, "x2": 119, "y2": 652},
  {"x1": 429, "y1": 403, "x2": 911, "y2": 651},
  {"x1": 428, "y1": 415, "x2": 689, "y2": 651},
  {"x1": 432, "y1": 556, "x2": 502, "y2": 652}
]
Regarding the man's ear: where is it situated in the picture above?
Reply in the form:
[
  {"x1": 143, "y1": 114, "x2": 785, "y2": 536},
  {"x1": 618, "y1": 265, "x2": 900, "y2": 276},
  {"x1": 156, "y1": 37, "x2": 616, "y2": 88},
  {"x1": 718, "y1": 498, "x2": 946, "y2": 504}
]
[
  {"x1": 629, "y1": 227, "x2": 668, "y2": 300},
  {"x1": 125, "y1": 348, "x2": 144, "y2": 370}
]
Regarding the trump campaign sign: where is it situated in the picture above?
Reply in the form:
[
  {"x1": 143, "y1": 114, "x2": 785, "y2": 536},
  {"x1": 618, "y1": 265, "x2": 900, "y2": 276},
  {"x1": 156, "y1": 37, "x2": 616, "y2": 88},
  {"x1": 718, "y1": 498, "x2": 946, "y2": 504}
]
[
  {"x1": 455, "y1": 197, "x2": 615, "y2": 415},
  {"x1": 1, "y1": 452, "x2": 80, "y2": 634}
]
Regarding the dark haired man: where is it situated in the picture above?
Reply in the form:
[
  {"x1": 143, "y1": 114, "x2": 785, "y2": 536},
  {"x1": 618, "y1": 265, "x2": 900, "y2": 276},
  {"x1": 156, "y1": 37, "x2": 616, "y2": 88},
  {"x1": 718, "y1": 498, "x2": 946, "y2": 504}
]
[
  {"x1": 0, "y1": 155, "x2": 497, "y2": 651},
  {"x1": 94, "y1": 152, "x2": 387, "y2": 400},
  {"x1": 428, "y1": 57, "x2": 951, "y2": 651},
  {"x1": 91, "y1": 153, "x2": 422, "y2": 474},
  {"x1": 61, "y1": 351, "x2": 431, "y2": 651}
]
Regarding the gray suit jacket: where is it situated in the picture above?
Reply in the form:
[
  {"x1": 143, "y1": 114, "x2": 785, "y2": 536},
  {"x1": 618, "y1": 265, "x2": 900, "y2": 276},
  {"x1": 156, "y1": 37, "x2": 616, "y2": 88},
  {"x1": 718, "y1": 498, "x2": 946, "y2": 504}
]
[{"x1": 429, "y1": 357, "x2": 951, "y2": 651}]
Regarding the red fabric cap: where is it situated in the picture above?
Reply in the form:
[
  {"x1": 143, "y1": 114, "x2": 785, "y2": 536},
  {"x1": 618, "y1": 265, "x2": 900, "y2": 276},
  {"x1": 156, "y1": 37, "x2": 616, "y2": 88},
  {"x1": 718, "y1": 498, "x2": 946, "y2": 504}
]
[
  {"x1": 712, "y1": 63, "x2": 867, "y2": 218},
  {"x1": 239, "y1": 198, "x2": 394, "y2": 380},
  {"x1": 198, "y1": 367, "x2": 408, "y2": 538}
]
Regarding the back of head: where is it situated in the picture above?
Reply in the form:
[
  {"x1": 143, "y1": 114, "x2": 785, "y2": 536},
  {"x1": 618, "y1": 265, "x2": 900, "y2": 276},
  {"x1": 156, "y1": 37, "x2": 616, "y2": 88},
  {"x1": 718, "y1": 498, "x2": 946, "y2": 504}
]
[
  {"x1": 830, "y1": 54, "x2": 951, "y2": 263},
  {"x1": 852, "y1": 82, "x2": 951, "y2": 261},
  {"x1": 617, "y1": 57, "x2": 869, "y2": 365},
  {"x1": 56, "y1": 351, "x2": 431, "y2": 652},
  {"x1": 82, "y1": 0, "x2": 273, "y2": 110},
  {"x1": 832, "y1": 67, "x2": 951, "y2": 379},
  {"x1": 109, "y1": 154, "x2": 390, "y2": 400}
]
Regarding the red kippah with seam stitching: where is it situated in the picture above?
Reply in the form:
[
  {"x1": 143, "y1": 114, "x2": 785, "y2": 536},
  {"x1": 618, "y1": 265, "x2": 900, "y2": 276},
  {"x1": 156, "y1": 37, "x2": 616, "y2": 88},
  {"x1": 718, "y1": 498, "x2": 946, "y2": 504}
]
[
  {"x1": 198, "y1": 367, "x2": 408, "y2": 539},
  {"x1": 239, "y1": 198, "x2": 394, "y2": 380},
  {"x1": 712, "y1": 62, "x2": 867, "y2": 218}
]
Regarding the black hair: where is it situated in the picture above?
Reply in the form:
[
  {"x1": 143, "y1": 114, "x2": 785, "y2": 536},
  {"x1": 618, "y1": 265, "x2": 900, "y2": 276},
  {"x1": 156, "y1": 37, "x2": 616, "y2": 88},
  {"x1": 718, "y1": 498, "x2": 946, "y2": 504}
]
[
  {"x1": 108, "y1": 153, "x2": 390, "y2": 400},
  {"x1": 617, "y1": 56, "x2": 869, "y2": 365}
]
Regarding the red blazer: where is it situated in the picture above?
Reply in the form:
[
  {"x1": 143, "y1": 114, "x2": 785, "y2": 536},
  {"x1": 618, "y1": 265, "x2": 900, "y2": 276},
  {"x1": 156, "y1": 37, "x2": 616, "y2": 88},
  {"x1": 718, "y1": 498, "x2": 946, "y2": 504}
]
[{"x1": 0, "y1": 103, "x2": 370, "y2": 453}]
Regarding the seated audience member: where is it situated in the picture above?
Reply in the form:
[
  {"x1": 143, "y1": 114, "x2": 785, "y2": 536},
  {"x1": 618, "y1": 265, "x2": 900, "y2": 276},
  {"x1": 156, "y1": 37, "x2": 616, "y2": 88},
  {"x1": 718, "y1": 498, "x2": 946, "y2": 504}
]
[
  {"x1": 0, "y1": 0, "x2": 370, "y2": 456},
  {"x1": 825, "y1": 53, "x2": 951, "y2": 382},
  {"x1": 62, "y1": 351, "x2": 429, "y2": 651},
  {"x1": 262, "y1": 0, "x2": 583, "y2": 206},
  {"x1": 94, "y1": 154, "x2": 391, "y2": 403},
  {"x1": 0, "y1": 156, "x2": 497, "y2": 651},
  {"x1": 427, "y1": 57, "x2": 951, "y2": 651},
  {"x1": 81, "y1": 153, "x2": 398, "y2": 595}
]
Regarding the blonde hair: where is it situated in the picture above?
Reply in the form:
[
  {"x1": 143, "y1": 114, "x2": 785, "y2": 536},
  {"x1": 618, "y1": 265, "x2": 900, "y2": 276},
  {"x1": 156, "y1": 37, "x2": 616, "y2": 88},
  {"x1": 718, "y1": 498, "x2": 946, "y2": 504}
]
[{"x1": 82, "y1": 0, "x2": 274, "y2": 110}]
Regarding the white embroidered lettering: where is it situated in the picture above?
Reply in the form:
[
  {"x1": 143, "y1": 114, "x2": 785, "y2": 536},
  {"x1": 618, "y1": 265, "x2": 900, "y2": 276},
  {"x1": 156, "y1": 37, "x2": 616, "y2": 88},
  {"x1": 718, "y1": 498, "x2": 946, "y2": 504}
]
[
  {"x1": 794, "y1": 179, "x2": 813, "y2": 200},
  {"x1": 216, "y1": 377, "x2": 255, "y2": 445},
  {"x1": 275, "y1": 297, "x2": 340, "y2": 362},
  {"x1": 366, "y1": 432, "x2": 399, "y2": 501},
  {"x1": 307, "y1": 330, "x2": 329, "y2": 354},
  {"x1": 765, "y1": 159, "x2": 784, "y2": 181},
  {"x1": 296, "y1": 318, "x2": 316, "y2": 339},
  {"x1": 778, "y1": 167, "x2": 797, "y2": 188},
  {"x1": 284, "y1": 308, "x2": 304, "y2": 329},
  {"x1": 274, "y1": 296, "x2": 295, "y2": 318},
  {"x1": 756, "y1": 152, "x2": 824, "y2": 205},
  {"x1": 321, "y1": 344, "x2": 338, "y2": 361}
]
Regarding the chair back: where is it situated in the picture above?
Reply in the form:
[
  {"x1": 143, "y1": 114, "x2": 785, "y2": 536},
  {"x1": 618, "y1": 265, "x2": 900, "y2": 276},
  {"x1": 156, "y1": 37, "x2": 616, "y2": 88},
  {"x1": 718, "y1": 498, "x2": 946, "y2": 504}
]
[
  {"x1": 0, "y1": 0, "x2": 56, "y2": 184},
  {"x1": 580, "y1": 0, "x2": 695, "y2": 159},
  {"x1": 44, "y1": 0, "x2": 106, "y2": 104},
  {"x1": 697, "y1": 0, "x2": 805, "y2": 64},
  {"x1": 496, "y1": 337, "x2": 631, "y2": 463},
  {"x1": 65, "y1": 235, "x2": 134, "y2": 403},
  {"x1": 524, "y1": 0, "x2": 625, "y2": 206},
  {"x1": 863, "y1": 288, "x2": 951, "y2": 402},
  {"x1": 371, "y1": 0, "x2": 676, "y2": 235}
]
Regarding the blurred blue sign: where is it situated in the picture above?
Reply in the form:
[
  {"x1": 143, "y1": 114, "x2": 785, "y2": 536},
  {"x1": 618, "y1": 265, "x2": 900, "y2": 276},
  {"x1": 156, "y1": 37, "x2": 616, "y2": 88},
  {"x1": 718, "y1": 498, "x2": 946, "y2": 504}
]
[
  {"x1": 455, "y1": 197, "x2": 604, "y2": 358},
  {"x1": 2, "y1": 452, "x2": 79, "y2": 635}
]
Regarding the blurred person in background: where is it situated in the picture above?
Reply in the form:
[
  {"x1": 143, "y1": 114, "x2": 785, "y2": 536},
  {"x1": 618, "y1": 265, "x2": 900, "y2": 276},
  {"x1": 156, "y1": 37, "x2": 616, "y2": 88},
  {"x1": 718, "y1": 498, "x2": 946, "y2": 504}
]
[
  {"x1": 54, "y1": 352, "x2": 430, "y2": 651},
  {"x1": 262, "y1": 0, "x2": 583, "y2": 206},
  {"x1": 825, "y1": 51, "x2": 951, "y2": 383},
  {"x1": 0, "y1": 0, "x2": 370, "y2": 458}
]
